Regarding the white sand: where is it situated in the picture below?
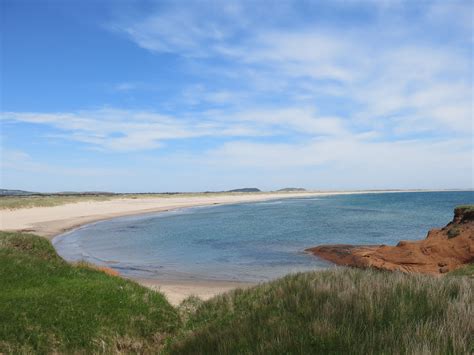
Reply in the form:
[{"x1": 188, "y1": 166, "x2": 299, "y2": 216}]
[
  {"x1": 0, "y1": 190, "x2": 420, "y2": 305},
  {"x1": 135, "y1": 278, "x2": 254, "y2": 305},
  {"x1": 0, "y1": 191, "x2": 367, "y2": 238}
]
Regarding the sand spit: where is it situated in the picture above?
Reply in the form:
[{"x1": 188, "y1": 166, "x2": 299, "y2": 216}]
[
  {"x1": 0, "y1": 190, "x2": 413, "y2": 239},
  {"x1": 1, "y1": 190, "x2": 463, "y2": 304},
  {"x1": 0, "y1": 192, "x2": 321, "y2": 239},
  {"x1": 1, "y1": 191, "x2": 335, "y2": 305}
]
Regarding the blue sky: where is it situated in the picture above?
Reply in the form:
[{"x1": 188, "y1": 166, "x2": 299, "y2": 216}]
[{"x1": 1, "y1": 0, "x2": 472, "y2": 192}]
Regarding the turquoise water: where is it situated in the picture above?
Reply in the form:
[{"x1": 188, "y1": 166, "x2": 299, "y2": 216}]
[{"x1": 54, "y1": 191, "x2": 473, "y2": 282}]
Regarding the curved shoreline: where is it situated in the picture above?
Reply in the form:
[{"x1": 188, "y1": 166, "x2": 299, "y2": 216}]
[
  {"x1": 1, "y1": 190, "x2": 418, "y2": 240},
  {"x1": 2, "y1": 189, "x2": 459, "y2": 240},
  {"x1": 2, "y1": 191, "x2": 339, "y2": 305},
  {"x1": 2, "y1": 189, "x2": 467, "y2": 304},
  {"x1": 49, "y1": 199, "x2": 317, "y2": 305},
  {"x1": 1, "y1": 192, "x2": 320, "y2": 239}
]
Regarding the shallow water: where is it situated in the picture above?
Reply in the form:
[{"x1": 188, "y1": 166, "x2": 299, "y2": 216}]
[{"x1": 54, "y1": 191, "x2": 473, "y2": 282}]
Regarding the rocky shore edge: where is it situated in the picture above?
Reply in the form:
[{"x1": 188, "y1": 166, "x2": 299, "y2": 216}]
[{"x1": 306, "y1": 206, "x2": 474, "y2": 275}]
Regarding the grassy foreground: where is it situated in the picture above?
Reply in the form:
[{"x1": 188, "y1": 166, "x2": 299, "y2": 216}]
[
  {"x1": 1, "y1": 232, "x2": 473, "y2": 353},
  {"x1": 171, "y1": 270, "x2": 473, "y2": 354},
  {"x1": 0, "y1": 232, "x2": 180, "y2": 353}
]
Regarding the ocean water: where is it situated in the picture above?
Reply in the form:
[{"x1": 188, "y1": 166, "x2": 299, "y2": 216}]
[{"x1": 54, "y1": 191, "x2": 473, "y2": 282}]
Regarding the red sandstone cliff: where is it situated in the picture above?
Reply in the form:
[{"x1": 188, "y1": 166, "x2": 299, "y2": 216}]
[{"x1": 306, "y1": 206, "x2": 474, "y2": 275}]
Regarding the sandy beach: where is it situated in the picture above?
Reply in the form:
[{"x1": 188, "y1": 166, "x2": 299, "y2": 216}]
[
  {"x1": 0, "y1": 190, "x2": 434, "y2": 305},
  {"x1": 0, "y1": 192, "x2": 325, "y2": 304},
  {"x1": 134, "y1": 278, "x2": 255, "y2": 305},
  {"x1": 0, "y1": 190, "x2": 398, "y2": 238}
]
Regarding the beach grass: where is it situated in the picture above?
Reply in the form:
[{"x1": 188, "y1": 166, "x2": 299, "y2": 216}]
[
  {"x1": 1, "y1": 231, "x2": 472, "y2": 354},
  {"x1": 169, "y1": 268, "x2": 473, "y2": 354},
  {"x1": 448, "y1": 263, "x2": 474, "y2": 277},
  {"x1": 0, "y1": 231, "x2": 180, "y2": 353},
  {"x1": 0, "y1": 195, "x2": 115, "y2": 210},
  {"x1": 0, "y1": 192, "x2": 275, "y2": 210}
]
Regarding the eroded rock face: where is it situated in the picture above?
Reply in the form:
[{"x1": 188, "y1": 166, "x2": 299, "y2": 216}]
[{"x1": 306, "y1": 206, "x2": 474, "y2": 275}]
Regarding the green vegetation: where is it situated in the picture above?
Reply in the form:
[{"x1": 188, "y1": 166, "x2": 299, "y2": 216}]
[
  {"x1": 277, "y1": 187, "x2": 307, "y2": 192},
  {"x1": 170, "y1": 268, "x2": 473, "y2": 354},
  {"x1": 0, "y1": 194, "x2": 188, "y2": 209},
  {"x1": 0, "y1": 232, "x2": 180, "y2": 353},
  {"x1": 447, "y1": 226, "x2": 461, "y2": 238},
  {"x1": 454, "y1": 204, "x2": 474, "y2": 221},
  {"x1": 1, "y1": 232, "x2": 473, "y2": 354},
  {"x1": 449, "y1": 264, "x2": 474, "y2": 278},
  {"x1": 0, "y1": 191, "x2": 274, "y2": 210},
  {"x1": 455, "y1": 204, "x2": 474, "y2": 213},
  {"x1": 0, "y1": 195, "x2": 115, "y2": 209}
]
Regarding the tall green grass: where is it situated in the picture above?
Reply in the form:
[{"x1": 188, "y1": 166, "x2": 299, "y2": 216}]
[
  {"x1": 448, "y1": 263, "x2": 474, "y2": 278},
  {"x1": 0, "y1": 232, "x2": 180, "y2": 353},
  {"x1": 1, "y1": 231, "x2": 472, "y2": 354},
  {"x1": 170, "y1": 269, "x2": 473, "y2": 354}
]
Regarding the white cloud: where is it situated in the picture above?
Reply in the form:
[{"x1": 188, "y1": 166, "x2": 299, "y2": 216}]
[
  {"x1": 110, "y1": 2, "x2": 247, "y2": 57},
  {"x1": 3, "y1": 0, "x2": 473, "y2": 190},
  {"x1": 137, "y1": 135, "x2": 473, "y2": 189},
  {"x1": 181, "y1": 85, "x2": 247, "y2": 105},
  {"x1": 110, "y1": 1, "x2": 472, "y2": 138},
  {"x1": 1, "y1": 109, "x2": 264, "y2": 151},
  {"x1": 2, "y1": 105, "x2": 357, "y2": 152},
  {"x1": 225, "y1": 108, "x2": 349, "y2": 136}
]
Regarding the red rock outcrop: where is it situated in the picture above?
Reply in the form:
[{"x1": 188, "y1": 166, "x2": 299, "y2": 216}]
[{"x1": 306, "y1": 206, "x2": 474, "y2": 275}]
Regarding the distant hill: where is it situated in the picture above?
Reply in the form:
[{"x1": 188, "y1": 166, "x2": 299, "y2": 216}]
[
  {"x1": 0, "y1": 189, "x2": 38, "y2": 196},
  {"x1": 227, "y1": 188, "x2": 261, "y2": 193},
  {"x1": 277, "y1": 188, "x2": 307, "y2": 192}
]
